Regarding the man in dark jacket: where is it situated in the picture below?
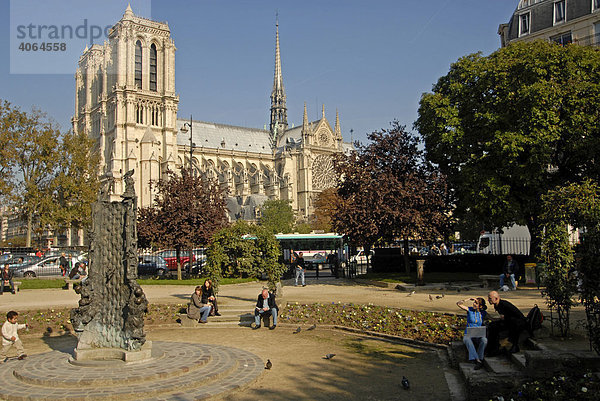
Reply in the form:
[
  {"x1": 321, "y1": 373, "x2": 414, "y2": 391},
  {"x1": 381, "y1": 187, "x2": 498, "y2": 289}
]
[
  {"x1": 499, "y1": 254, "x2": 519, "y2": 290},
  {"x1": 253, "y1": 288, "x2": 278, "y2": 330},
  {"x1": 0, "y1": 263, "x2": 15, "y2": 294},
  {"x1": 59, "y1": 253, "x2": 69, "y2": 277},
  {"x1": 487, "y1": 290, "x2": 528, "y2": 355}
]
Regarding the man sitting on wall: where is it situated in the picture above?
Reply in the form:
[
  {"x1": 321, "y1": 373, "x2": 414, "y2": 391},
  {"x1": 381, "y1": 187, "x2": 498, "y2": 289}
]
[
  {"x1": 499, "y1": 254, "x2": 519, "y2": 291},
  {"x1": 253, "y1": 288, "x2": 278, "y2": 330}
]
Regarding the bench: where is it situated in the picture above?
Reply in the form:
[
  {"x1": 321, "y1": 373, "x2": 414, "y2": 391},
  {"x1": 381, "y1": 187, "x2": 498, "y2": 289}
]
[
  {"x1": 64, "y1": 278, "x2": 83, "y2": 290},
  {"x1": 479, "y1": 275, "x2": 498, "y2": 288},
  {"x1": 1, "y1": 281, "x2": 21, "y2": 293}
]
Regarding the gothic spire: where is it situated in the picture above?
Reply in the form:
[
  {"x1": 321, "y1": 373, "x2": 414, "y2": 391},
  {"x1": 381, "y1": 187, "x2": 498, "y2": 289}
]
[
  {"x1": 335, "y1": 108, "x2": 341, "y2": 139},
  {"x1": 270, "y1": 17, "x2": 287, "y2": 140}
]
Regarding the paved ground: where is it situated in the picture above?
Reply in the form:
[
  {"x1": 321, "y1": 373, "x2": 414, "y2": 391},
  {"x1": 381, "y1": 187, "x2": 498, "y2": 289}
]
[{"x1": 2, "y1": 276, "x2": 592, "y2": 400}]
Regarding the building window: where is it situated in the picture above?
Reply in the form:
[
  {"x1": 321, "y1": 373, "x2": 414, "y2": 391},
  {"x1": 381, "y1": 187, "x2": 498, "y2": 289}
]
[
  {"x1": 150, "y1": 44, "x2": 157, "y2": 92},
  {"x1": 593, "y1": 0, "x2": 600, "y2": 12},
  {"x1": 135, "y1": 40, "x2": 142, "y2": 89},
  {"x1": 551, "y1": 32, "x2": 572, "y2": 46},
  {"x1": 519, "y1": 13, "x2": 530, "y2": 36},
  {"x1": 554, "y1": 1, "x2": 566, "y2": 24},
  {"x1": 136, "y1": 104, "x2": 143, "y2": 124}
]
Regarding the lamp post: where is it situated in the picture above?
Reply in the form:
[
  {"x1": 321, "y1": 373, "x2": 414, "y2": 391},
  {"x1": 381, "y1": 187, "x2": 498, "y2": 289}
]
[{"x1": 180, "y1": 115, "x2": 195, "y2": 177}]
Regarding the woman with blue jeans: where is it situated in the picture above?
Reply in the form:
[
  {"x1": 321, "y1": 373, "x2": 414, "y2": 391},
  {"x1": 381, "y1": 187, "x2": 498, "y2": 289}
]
[{"x1": 457, "y1": 297, "x2": 488, "y2": 370}]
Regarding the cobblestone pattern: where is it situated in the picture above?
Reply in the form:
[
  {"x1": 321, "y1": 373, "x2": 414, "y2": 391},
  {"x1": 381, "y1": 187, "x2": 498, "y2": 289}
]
[{"x1": 0, "y1": 342, "x2": 264, "y2": 400}]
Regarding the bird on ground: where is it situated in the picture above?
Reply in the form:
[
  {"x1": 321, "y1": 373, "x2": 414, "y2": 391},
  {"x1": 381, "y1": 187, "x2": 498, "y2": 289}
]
[
  {"x1": 293, "y1": 326, "x2": 301, "y2": 334},
  {"x1": 428, "y1": 294, "x2": 433, "y2": 301},
  {"x1": 406, "y1": 291, "x2": 416, "y2": 297},
  {"x1": 401, "y1": 376, "x2": 410, "y2": 390},
  {"x1": 265, "y1": 359, "x2": 272, "y2": 370},
  {"x1": 307, "y1": 324, "x2": 316, "y2": 331},
  {"x1": 436, "y1": 294, "x2": 445, "y2": 299},
  {"x1": 323, "y1": 353, "x2": 336, "y2": 360}
]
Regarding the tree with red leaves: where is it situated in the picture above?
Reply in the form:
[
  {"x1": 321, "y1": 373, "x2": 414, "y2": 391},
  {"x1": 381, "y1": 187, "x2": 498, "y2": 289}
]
[
  {"x1": 137, "y1": 169, "x2": 228, "y2": 279},
  {"x1": 332, "y1": 121, "x2": 448, "y2": 272}
]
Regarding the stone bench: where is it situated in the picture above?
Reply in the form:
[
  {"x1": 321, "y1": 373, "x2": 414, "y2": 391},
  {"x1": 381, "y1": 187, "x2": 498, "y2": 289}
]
[
  {"x1": 1, "y1": 281, "x2": 21, "y2": 293},
  {"x1": 479, "y1": 275, "x2": 499, "y2": 288},
  {"x1": 64, "y1": 278, "x2": 83, "y2": 290}
]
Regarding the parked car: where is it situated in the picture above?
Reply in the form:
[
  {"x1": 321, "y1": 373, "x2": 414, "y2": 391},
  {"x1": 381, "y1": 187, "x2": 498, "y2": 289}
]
[
  {"x1": 13, "y1": 256, "x2": 78, "y2": 278},
  {"x1": 156, "y1": 250, "x2": 196, "y2": 272},
  {"x1": 137, "y1": 255, "x2": 168, "y2": 278},
  {"x1": 5, "y1": 255, "x2": 40, "y2": 268},
  {"x1": 350, "y1": 250, "x2": 373, "y2": 264},
  {"x1": 0, "y1": 254, "x2": 12, "y2": 264}
]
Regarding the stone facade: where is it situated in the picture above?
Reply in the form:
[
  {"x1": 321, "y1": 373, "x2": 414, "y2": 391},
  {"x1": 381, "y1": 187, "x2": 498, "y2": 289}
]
[
  {"x1": 73, "y1": 6, "x2": 352, "y2": 220},
  {"x1": 499, "y1": 0, "x2": 600, "y2": 47}
]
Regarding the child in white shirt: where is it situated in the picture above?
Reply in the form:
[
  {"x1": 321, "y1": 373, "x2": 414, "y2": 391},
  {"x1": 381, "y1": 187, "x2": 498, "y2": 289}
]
[{"x1": 1, "y1": 311, "x2": 28, "y2": 361}]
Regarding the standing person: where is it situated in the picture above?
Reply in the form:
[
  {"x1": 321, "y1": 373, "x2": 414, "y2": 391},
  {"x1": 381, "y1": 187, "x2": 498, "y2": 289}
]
[
  {"x1": 327, "y1": 252, "x2": 339, "y2": 278},
  {"x1": 253, "y1": 288, "x2": 278, "y2": 329},
  {"x1": 440, "y1": 243, "x2": 448, "y2": 255},
  {"x1": 457, "y1": 297, "x2": 488, "y2": 370},
  {"x1": 0, "y1": 264, "x2": 15, "y2": 295},
  {"x1": 187, "y1": 286, "x2": 211, "y2": 323},
  {"x1": 201, "y1": 279, "x2": 220, "y2": 316},
  {"x1": 1, "y1": 311, "x2": 28, "y2": 362},
  {"x1": 294, "y1": 251, "x2": 306, "y2": 287},
  {"x1": 487, "y1": 291, "x2": 528, "y2": 355},
  {"x1": 499, "y1": 255, "x2": 519, "y2": 290},
  {"x1": 59, "y1": 253, "x2": 69, "y2": 277}
]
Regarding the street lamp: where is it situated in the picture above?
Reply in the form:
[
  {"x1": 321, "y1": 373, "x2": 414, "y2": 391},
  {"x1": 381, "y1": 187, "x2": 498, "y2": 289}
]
[{"x1": 179, "y1": 115, "x2": 195, "y2": 176}]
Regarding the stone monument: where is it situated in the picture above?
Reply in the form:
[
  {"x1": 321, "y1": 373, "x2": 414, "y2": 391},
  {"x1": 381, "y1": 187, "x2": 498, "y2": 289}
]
[{"x1": 70, "y1": 170, "x2": 151, "y2": 362}]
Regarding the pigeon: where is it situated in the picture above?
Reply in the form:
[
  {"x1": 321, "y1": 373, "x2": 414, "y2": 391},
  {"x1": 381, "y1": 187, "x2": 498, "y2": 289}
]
[
  {"x1": 307, "y1": 324, "x2": 316, "y2": 331},
  {"x1": 436, "y1": 294, "x2": 445, "y2": 299},
  {"x1": 428, "y1": 294, "x2": 433, "y2": 301},
  {"x1": 401, "y1": 376, "x2": 410, "y2": 390},
  {"x1": 265, "y1": 359, "x2": 272, "y2": 370},
  {"x1": 406, "y1": 291, "x2": 416, "y2": 297},
  {"x1": 323, "y1": 353, "x2": 336, "y2": 360},
  {"x1": 293, "y1": 326, "x2": 301, "y2": 334}
]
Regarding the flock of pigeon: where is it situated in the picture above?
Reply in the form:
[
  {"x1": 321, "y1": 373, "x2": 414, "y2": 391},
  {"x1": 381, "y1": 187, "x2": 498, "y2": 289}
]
[
  {"x1": 263, "y1": 324, "x2": 411, "y2": 391},
  {"x1": 406, "y1": 290, "x2": 446, "y2": 301}
]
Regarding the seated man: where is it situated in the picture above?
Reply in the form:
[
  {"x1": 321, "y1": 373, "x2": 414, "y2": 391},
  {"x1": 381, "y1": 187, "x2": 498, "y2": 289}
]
[
  {"x1": 486, "y1": 290, "x2": 528, "y2": 355},
  {"x1": 499, "y1": 254, "x2": 519, "y2": 290},
  {"x1": 253, "y1": 288, "x2": 278, "y2": 330},
  {"x1": 0, "y1": 263, "x2": 15, "y2": 295}
]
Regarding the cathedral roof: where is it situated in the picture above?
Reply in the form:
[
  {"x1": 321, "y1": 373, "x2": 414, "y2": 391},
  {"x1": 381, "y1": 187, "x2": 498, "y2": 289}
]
[{"x1": 176, "y1": 119, "x2": 272, "y2": 155}]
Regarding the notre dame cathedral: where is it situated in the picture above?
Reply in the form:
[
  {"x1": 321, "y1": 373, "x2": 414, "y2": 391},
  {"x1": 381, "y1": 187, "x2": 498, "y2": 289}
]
[{"x1": 72, "y1": 5, "x2": 352, "y2": 221}]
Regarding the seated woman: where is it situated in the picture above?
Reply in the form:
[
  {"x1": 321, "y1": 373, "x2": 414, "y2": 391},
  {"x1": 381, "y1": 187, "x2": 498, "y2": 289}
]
[
  {"x1": 187, "y1": 285, "x2": 211, "y2": 323},
  {"x1": 201, "y1": 279, "x2": 220, "y2": 316},
  {"x1": 457, "y1": 297, "x2": 488, "y2": 370}
]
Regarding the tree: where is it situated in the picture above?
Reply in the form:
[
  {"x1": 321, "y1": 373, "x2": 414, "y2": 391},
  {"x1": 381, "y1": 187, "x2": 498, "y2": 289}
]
[
  {"x1": 333, "y1": 122, "x2": 448, "y2": 272},
  {"x1": 50, "y1": 130, "x2": 100, "y2": 235},
  {"x1": 259, "y1": 199, "x2": 294, "y2": 234},
  {"x1": 415, "y1": 41, "x2": 600, "y2": 256},
  {"x1": 312, "y1": 187, "x2": 339, "y2": 232},
  {"x1": 0, "y1": 101, "x2": 17, "y2": 199},
  {"x1": 206, "y1": 220, "x2": 285, "y2": 291},
  {"x1": 137, "y1": 169, "x2": 228, "y2": 279}
]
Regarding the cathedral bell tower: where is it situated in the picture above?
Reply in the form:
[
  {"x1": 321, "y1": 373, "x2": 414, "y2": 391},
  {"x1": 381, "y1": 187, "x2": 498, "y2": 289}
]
[{"x1": 269, "y1": 19, "x2": 287, "y2": 145}]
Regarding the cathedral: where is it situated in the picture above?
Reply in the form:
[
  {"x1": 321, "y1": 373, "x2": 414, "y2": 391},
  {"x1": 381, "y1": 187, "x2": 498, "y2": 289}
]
[{"x1": 72, "y1": 5, "x2": 352, "y2": 221}]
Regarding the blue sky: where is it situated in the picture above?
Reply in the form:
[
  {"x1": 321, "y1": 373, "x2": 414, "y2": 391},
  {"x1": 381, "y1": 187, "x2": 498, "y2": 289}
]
[{"x1": 1, "y1": 0, "x2": 518, "y2": 144}]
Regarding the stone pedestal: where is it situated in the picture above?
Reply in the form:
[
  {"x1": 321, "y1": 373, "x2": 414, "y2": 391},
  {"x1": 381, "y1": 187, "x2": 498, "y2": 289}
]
[{"x1": 72, "y1": 341, "x2": 153, "y2": 364}]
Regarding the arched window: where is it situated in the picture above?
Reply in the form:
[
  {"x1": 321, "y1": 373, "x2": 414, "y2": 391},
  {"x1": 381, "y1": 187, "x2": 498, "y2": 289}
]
[
  {"x1": 135, "y1": 40, "x2": 142, "y2": 88},
  {"x1": 149, "y1": 44, "x2": 157, "y2": 92}
]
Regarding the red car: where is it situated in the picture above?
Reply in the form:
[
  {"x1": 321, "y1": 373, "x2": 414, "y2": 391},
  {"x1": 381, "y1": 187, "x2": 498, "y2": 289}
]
[{"x1": 156, "y1": 250, "x2": 196, "y2": 272}]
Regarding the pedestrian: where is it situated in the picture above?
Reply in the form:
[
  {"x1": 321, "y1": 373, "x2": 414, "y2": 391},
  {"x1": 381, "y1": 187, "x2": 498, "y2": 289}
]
[
  {"x1": 294, "y1": 251, "x2": 306, "y2": 286},
  {"x1": 499, "y1": 255, "x2": 519, "y2": 290},
  {"x1": 59, "y1": 253, "x2": 69, "y2": 277},
  {"x1": 0, "y1": 264, "x2": 15, "y2": 295},
  {"x1": 253, "y1": 288, "x2": 278, "y2": 330},
  {"x1": 187, "y1": 286, "x2": 211, "y2": 323},
  {"x1": 1, "y1": 311, "x2": 29, "y2": 362},
  {"x1": 440, "y1": 243, "x2": 448, "y2": 255},
  {"x1": 486, "y1": 290, "x2": 527, "y2": 355}
]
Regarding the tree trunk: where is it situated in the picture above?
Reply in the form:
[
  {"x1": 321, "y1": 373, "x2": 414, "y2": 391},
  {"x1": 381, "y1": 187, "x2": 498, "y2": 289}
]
[
  {"x1": 403, "y1": 238, "x2": 410, "y2": 273},
  {"x1": 526, "y1": 214, "x2": 542, "y2": 259},
  {"x1": 26, "y1": 212, "x2": 32, "y2": 248},
  {"x1": 365, "y1": 244, "x2": 372, "y2": 274},
  {"x1": 176, "y1": 246, "x2": 182, "y2": 281}
]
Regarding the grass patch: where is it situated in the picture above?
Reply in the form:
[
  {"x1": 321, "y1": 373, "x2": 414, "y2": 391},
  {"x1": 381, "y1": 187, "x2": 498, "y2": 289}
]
[
  {"x1": 137, "y1": 277, "x2": 257, "y2": 286},
  {"x1": 18, "y1": 279, "x2": 67, "y2": 290},
  {"x1": 358, "y1": 272, "x2": 480, "y2": 283}
]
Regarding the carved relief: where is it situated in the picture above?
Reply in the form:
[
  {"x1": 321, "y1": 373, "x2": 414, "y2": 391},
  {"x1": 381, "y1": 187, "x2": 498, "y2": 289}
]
[{"x1": 311, "y1": 154, "x2": 335, "y2": 190}]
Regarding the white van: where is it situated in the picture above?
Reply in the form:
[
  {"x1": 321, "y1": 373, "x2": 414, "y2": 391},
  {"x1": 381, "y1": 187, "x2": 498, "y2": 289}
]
[
  {"x1": 350, "y1": 250, "x2": 374, "y2": 264},
  {"x1": 477, "y1": 225, "x2": 531, "y2": 255}
]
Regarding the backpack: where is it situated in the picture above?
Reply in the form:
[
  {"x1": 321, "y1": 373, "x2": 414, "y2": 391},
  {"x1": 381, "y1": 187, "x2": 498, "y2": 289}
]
[{"x1": 526, "y1": 304, "x2": 544, "y2": 335}]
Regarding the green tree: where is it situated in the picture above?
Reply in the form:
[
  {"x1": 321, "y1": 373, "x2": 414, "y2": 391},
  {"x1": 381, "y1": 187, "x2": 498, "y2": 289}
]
[
  {"x1": 259, "y1": 199, "x2": 294, "y2": 234},
  {"x1": 415, "y1": 41, "x2": 600, "y2": 256},
  {"x1": 206, "y1": 221, "x2": 285, "y2": 291},
  {"x1": 51, "y1": 130, "x2": 101, "y2": 235},
  {"x1": 0, "y1": 101, "x2": 17, "y2": 198},
  {"x1": 138, "y1": 169, "x2": 228, "y2": 279}
]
